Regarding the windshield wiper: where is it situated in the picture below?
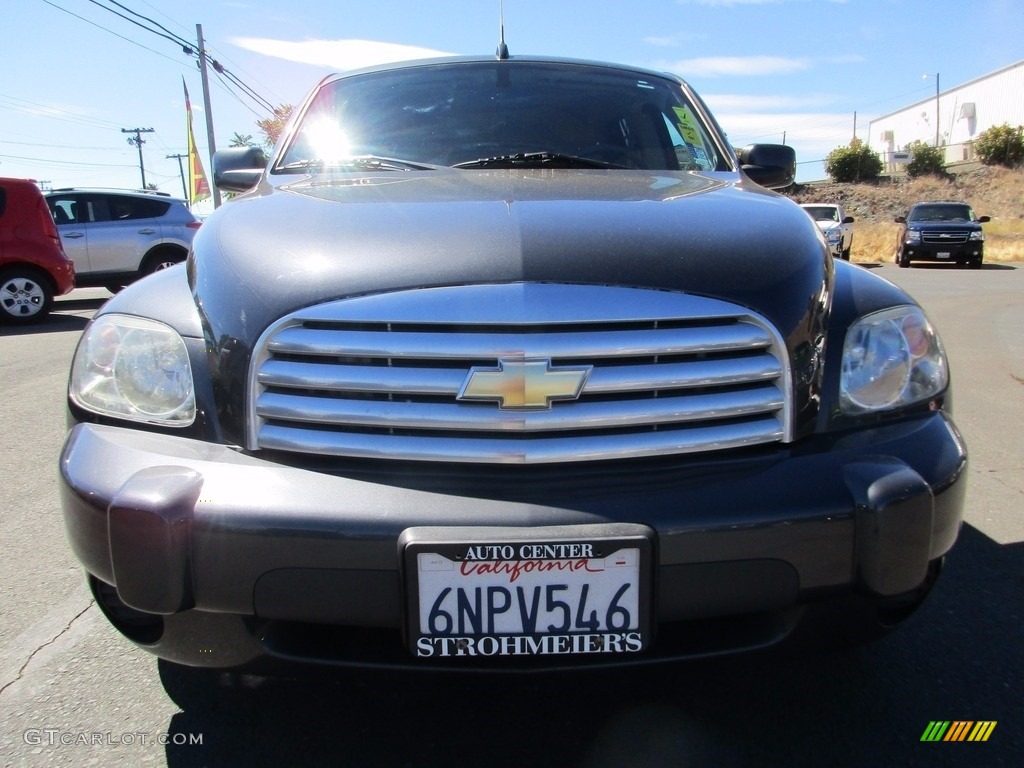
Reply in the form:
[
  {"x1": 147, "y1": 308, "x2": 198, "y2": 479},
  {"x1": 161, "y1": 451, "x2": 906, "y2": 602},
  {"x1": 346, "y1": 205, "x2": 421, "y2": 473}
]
[
  {"x1": 277, "y1": 155, "x2": 437, "y2": 173},
  {"x1": 452, "y1": 151, "x2": 627, "y2": 170}
]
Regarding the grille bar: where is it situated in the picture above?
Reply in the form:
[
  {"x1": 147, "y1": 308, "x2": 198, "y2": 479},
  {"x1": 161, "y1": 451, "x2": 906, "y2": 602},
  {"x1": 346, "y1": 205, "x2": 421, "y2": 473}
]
[
  {"x1": 256, "y1": 353, "x2": 783, "y2": 396},
  {"x1": 266, "y1": 323, "x2": 772, "y2": 360},
  {"x1": 256, "y1": 385, "x2": 784, "y2": 432},
  {"x1": 247, "y1": 284, "x2": 793, "y2": 464},
  {"x1": 258, "y1": 416, "x2": 785, "y2": 464}
]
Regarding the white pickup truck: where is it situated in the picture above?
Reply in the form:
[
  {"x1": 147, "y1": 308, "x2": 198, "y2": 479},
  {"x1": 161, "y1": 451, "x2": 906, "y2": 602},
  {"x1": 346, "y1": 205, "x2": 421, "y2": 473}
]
[{"x1": 800, "y1": 203, "x2": 855, "y2": 260}]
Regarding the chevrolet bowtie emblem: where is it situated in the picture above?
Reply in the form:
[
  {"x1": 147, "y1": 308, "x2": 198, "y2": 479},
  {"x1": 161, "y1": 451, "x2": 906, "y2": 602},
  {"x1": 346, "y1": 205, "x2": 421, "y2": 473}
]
[{"x1": 458, "y1": 359, "x2": 592, "y2": 410}]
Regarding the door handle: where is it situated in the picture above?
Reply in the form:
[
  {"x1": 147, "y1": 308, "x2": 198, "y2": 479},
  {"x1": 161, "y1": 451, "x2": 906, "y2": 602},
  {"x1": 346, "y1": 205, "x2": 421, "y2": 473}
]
[
  {"x1": 64, "y1": 232, "x2": 85, "y2": 238},
  {"x1": 137, "y1": 228, "x2": 157, "y2": 235}
]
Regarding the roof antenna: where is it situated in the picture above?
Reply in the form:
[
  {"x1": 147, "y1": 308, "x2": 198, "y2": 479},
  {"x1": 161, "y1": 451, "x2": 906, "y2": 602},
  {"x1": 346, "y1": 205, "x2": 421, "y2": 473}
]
[{"x1": 496, "y1": 0, "x2": 510, "y2": 60}]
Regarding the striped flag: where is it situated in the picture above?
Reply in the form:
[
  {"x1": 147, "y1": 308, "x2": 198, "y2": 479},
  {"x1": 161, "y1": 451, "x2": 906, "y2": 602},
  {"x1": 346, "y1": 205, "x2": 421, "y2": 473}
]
[{"x1": 183, "y1": 80, "x2": 211, "y2": 206}]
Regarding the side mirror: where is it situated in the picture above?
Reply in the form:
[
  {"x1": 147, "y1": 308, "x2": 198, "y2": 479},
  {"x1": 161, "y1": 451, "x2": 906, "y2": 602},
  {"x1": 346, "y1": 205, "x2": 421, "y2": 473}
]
[
  {"x1": 978, "y1": 215, "x2": 991, "y2": 223},
  {"x1": 213, "y1": 146, "x2": 268, "y2": 193},
  {"x1": 738, "y1": 144, "x2": 796, "y2": 189},
  {"x1": 842, "y1": 216, "x2": 855, "y2": 224},
  {"x1": 895, "y1": 216, "x2": 907, "y2": 224}
]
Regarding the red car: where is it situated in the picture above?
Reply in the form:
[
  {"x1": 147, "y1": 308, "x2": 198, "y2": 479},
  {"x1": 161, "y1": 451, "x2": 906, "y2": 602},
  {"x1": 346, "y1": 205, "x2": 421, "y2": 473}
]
[{"x1": 0, "y1": 177, "x2": 75, "y2": 323}]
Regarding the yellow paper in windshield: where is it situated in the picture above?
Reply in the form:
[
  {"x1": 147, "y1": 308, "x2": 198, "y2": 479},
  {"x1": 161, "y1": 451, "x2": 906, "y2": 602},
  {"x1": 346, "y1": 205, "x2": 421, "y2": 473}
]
[{"x1": 673, "y1": 106, "x2": 710, "y2": 166}]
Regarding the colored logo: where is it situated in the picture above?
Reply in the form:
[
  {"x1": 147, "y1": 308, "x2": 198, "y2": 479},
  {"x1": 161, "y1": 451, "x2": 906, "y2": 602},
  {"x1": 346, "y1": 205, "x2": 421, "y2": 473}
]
[
  {"x1": 920, "y1": 721, "x2": 997, "y2": 742},
  {"x1": 458, "y1": 359, "x2": 591, "y2": 410}
]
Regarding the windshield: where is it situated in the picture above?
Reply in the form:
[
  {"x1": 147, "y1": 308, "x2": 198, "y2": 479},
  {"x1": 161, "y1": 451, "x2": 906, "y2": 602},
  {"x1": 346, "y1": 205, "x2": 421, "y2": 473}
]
[
  {"x1": 803, "y1": 206, "x2": 839, "y2": 222},
  {"x1": 908, "y1": 204, "x2": 976, "y2": 222},
  {"x1": 277, "y1": 61, "x2": 728, "y2": 173}
]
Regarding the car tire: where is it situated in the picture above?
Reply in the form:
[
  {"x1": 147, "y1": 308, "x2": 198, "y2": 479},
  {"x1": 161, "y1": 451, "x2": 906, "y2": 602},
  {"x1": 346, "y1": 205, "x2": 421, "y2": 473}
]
[
  {"x1": 897, "y1": 251, "x2": 910, "y2": 268},
  {"x1": 141, "y1": 248, "x2": 186, "y2": 276},
  {"x1": 0, "y1": 266, "x2": 54, "y2": 324},
  {"x1": 970, "y1": 258, "x2": 983, "y2": 270},
  {"x1": 841, "y1": 245, "x2": 851, "y2": 260}
]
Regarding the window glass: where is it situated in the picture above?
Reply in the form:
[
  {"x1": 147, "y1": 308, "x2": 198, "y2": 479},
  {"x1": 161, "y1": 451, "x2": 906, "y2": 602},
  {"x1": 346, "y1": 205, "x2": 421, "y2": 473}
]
[
  {"x1": 108, "y1": 196, "x2": 170, "y2": 220},
  {"x1": 803, "y1": 206, "x2": 839, "y2": 222},
  {"x1": 909, "y1": 204, "x2": 974, "y2": 222},
  {"x1": 279, "y1": 62, "x2": 726, "y2": 172},
  {"x1": 48, "y1": 196, "x2": 80, "y2": 224}
]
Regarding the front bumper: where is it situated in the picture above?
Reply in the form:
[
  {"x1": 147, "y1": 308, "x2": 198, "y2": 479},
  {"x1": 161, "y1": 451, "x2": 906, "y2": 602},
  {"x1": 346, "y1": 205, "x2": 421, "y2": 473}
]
[
  {"x1": 901, "y1": 242, "x2": 983, "y2": 263},
  {"x1": 60, "y1": 413, "x2": 967, "y2": 669}
]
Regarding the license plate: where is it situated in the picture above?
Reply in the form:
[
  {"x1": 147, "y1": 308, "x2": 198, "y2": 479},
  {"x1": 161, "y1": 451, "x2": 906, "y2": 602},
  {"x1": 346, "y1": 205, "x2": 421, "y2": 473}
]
[
  {"x1": 937, "y1": 252, "x2": 951, "y2": 259},
  {"x1": 403, "y1": 533, "x2": 652, "y2": 659}
]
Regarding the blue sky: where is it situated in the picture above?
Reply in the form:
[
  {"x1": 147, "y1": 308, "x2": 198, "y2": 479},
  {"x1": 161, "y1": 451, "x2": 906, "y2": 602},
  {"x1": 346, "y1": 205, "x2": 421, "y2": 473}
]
[{"x1": 4, "y1": 0, "x2": 1022, "y2": 196}]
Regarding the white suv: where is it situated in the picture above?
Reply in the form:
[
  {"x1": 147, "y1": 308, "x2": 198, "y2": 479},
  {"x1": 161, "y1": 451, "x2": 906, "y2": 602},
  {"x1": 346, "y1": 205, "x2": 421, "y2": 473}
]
[{"x1": 45, "y1": 188, "x2": 200, "y2": 291}]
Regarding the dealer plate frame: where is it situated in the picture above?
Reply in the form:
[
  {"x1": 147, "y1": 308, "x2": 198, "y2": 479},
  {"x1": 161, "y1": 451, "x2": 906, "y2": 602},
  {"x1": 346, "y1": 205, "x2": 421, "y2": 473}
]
[{"x1": 400, "y1": 525, "x2": 655, "y2": 660}]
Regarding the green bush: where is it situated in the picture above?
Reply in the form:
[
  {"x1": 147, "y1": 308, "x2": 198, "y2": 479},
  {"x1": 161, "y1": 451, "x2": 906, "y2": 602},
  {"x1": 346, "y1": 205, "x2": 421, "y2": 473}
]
[
  {"x1": 973, "y1": 123, "x2": 1024, "y2": 168},
  {"x1": 824, "y1": 139, "x2": 883, "y2": 182},
  {"x1": 906, "y1": 141, "x2": 946, "y2": 178}
]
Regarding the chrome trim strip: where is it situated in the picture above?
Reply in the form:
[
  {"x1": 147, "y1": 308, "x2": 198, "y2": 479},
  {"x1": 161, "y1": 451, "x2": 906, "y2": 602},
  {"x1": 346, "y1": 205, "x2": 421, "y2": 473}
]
[
  {"x1": 266, "y1": 323, "x2": 772, "y2": 360},
  {"x1": 258, "y1": 417, "x2": 784, "y2": 464},
  {"x1": 255, "y1": 385, "x2": 784, "y2": 431}
]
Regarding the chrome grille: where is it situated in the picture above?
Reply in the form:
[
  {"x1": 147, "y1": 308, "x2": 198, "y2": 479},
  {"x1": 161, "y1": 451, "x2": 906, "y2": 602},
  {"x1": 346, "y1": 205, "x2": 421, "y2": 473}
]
[
  {"x1": 922, "y1": 230, "x2": 969, "y2": 245},
  {"x1": 248, "y1": 284, "x2": 792, "y2": 464}
]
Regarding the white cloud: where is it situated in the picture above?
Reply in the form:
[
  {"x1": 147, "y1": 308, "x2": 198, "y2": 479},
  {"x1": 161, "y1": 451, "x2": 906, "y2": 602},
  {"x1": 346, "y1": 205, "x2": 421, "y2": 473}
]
[
  {"x1": 230, "y1": 38, "x2": 456, "y2": 70},
  {"x1": 657, "y1": 56, "x2": 810, "y2": 77}
]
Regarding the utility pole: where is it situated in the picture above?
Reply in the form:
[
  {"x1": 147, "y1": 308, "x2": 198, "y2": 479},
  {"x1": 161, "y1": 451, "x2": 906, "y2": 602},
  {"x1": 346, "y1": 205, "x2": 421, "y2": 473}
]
[
  {"x1": 122, "y1": 128, "x2": 154, "y2": 188},
  {"x1": 166, "y1": 153, "x2": 189, "y2": 201},
  {"x1": 196, "y1": 24, "x2": 222, "y2": 208}
]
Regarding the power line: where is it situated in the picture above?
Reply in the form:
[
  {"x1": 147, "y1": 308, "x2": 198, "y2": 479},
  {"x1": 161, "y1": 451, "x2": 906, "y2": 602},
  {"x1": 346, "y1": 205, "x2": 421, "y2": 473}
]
[
  {"x1": 39, "y1": 0, "x2": 186, "y2": 68},
  {"x1": 96, "y1": 0, "x2": 196, "y2": 51},
  {"x1": 85, "y1": 0, "x2": 194, "y2": 53},
  {"x1": 0, "y1": 92, "x2": 126, "y2": 131},
  {"x1": 82, "y1": 0, "x2": 277, "y2": 116}
]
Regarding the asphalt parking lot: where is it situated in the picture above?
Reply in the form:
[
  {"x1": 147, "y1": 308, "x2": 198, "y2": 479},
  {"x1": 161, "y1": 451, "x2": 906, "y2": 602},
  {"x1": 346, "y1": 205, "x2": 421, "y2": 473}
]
[{"x1": 1, "y1": 264, "x2": 1021, "y2": 767}]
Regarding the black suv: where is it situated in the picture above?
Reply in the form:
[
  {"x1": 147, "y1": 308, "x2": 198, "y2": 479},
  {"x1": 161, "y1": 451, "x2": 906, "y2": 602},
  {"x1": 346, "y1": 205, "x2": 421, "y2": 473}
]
[{"x1": 895, "y1": 201, "x2": 989, "y2": 269}]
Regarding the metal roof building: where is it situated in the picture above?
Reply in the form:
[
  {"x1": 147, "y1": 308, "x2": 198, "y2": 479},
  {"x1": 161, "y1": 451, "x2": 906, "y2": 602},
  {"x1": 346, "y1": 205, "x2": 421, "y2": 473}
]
[{"x1": 869, "y1": 60, "x2": 1024, "y2": 171}]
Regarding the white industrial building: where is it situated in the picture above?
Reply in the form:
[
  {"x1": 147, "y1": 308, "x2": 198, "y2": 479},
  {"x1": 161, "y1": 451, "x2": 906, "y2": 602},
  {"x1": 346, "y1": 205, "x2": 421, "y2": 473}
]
[{"x1": 869, "y1": 60, "x2": 1024, "y2": 172}]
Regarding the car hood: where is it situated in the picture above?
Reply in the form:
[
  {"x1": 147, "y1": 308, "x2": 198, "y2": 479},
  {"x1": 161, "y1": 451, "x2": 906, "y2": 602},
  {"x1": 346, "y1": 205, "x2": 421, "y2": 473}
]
[
  {"x1": 812, "y1": 220, "x2": 841, "y2": 233},
  {"x1": 189, "y1": 169, "x2": 831, "y2": 443}
]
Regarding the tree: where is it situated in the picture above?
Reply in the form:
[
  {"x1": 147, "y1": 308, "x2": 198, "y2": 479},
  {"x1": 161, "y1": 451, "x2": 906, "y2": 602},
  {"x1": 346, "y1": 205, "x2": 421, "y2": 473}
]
[
  {"x1": 824, "y1": 139, "x2": 883, "y2": 182},
  {"x1": 973, "y1": 123, "x2": 1024, "y2": 168},
  {"x1": 256, "y1": 104, "x2": 293, "y2": 149},
  {"x1": 229, "y1": 132, "x2": 255, "y2": 147},
  {"x1": 905, "y1": 141, "x2": 946, "y2": 178}
]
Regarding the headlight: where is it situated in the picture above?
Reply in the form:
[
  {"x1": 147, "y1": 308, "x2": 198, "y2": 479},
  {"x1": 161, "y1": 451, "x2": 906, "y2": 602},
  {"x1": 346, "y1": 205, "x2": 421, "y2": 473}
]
[
  {"x1": 825, "y1": 229, "x2": 842, "y2": 243},
  {"x1": 840, "y1": 306, "x2": 948, "y2": 413},
  {"x1": 969, "y1": 230, "x2": 984, "y2": 241},
  {"x1": 70, "y1": 314, "x2": 196, "y2": 425},
  {"x1": 905, "y1": 230, "x2": 921, "y2": 243}
]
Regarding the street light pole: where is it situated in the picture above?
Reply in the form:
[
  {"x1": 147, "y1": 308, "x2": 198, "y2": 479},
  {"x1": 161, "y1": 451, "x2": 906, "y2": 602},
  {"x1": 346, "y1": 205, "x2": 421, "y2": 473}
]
[{"x1": 934, "y1": 72, "x2": 940, "y2": 147}]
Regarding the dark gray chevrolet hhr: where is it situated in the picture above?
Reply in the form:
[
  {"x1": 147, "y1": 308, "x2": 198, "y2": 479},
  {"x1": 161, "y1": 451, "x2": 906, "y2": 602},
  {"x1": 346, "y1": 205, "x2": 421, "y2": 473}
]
[{"x1": 60, "y1": 54, "x2": 967, "y2": 673}]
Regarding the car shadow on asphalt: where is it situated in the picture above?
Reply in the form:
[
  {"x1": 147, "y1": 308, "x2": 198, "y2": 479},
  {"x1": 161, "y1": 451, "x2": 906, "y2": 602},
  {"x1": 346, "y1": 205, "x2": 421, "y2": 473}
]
[
  {"x1": 157, "y1": 523, "x2": 1022, "y2": 768},
  {"x1": 908, "y1": 263, "x2": 1017, "y2": 271},
  {"x1": 0, "y1": 298, "x2": 107, "y2": 336}
]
